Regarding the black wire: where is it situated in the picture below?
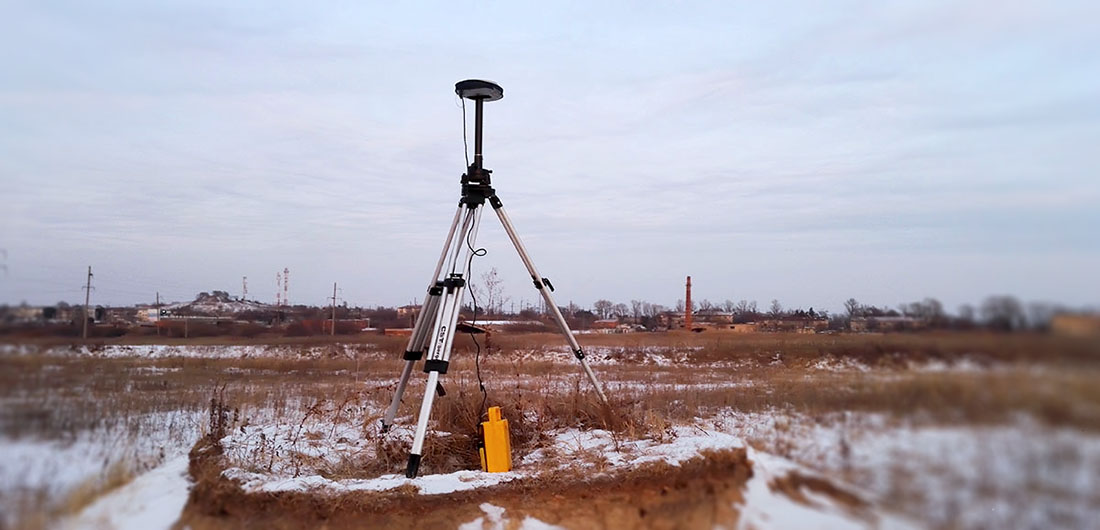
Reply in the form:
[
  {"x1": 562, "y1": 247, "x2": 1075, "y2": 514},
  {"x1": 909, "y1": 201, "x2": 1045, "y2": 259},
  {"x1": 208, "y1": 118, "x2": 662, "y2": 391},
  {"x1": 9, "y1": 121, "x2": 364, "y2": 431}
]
[
  {"x1": 461, "y1": 98, "x2": 470, "y2": 168},
  {"x1": 463, "y1": 223, "x2": 488, "y2": 419}
]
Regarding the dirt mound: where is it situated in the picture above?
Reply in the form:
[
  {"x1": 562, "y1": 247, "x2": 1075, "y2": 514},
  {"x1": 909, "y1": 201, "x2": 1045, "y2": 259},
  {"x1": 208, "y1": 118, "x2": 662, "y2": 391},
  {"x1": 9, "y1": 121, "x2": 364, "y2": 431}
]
[{"x1": 179, "y1": 441, "x2": 752, "y2": 529}]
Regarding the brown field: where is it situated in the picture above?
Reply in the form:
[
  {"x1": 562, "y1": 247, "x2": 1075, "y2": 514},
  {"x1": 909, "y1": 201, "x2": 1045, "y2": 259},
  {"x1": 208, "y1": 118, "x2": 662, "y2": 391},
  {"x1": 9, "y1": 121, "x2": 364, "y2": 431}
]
[{"x1": 2, "y1": 331, "x2": 1098, "y2": 529}]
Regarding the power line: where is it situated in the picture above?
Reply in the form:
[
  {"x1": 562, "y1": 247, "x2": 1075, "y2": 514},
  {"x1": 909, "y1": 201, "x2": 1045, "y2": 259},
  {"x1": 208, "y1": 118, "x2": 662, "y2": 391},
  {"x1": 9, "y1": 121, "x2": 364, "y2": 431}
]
[{"x1": 82, "y1": 266, "x2": 94, "y2": 340}]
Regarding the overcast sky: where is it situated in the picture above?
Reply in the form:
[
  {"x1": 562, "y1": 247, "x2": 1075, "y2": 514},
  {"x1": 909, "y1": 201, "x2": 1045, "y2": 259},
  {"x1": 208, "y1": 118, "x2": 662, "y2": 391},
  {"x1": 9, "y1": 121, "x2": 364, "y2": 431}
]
[{"x1": 1, "y1": 1, "x2": 1097, "y2": 313}]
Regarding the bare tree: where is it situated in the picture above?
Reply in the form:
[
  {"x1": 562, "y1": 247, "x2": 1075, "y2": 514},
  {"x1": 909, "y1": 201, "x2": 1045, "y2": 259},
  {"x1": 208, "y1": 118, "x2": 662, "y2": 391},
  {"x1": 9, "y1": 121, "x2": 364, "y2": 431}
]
[
  {"x1": 631, "y1": 300, "x2": 644, "y2": 322},
  {"x1": 844, "y1": 298, "x2": 861, "y2": 318},
  {"x1": 732, "y1": 300, "x2": 757, "y2": 323},
  {"x1": 698, "y1": 299, "x2": 715, "y2": 312},
  {"x1": 1027, "y1": 302, "x2": 1062, "y2": 331},
  {"x1": 957, "y1": 304, "x2": 976, "y2": 325},
  {"x1": 612, "y1": 303, "x2": 629, "y2": 319},
  {"x1": 475, "y1": 267, "x2": 507, "y2": 315},
  {"x1": 593, "y1": 299, "x2": 614, "y2": 319},
  {"x1": 768, "y1": 299, "x2": 783, "y2": 319},
  {"x1": 980, "y1": 295, "x2": 1026, "y2": 331}
]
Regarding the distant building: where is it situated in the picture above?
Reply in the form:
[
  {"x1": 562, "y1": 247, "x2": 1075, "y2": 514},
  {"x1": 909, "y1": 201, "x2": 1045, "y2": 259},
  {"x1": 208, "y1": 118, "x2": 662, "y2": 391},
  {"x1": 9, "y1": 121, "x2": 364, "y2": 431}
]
[
  {"x1": 727, "y1": 323, "x2": 760, "y2": 333},
  {"x1": 396, "y1": 305, "x2": 420, "y2": 318},
  {"x1": 694, "y1": 310, "x2": 735, "y2": 324},
  {"x1": 1050, "y1": 313, "x2": 1100, "y2": 338},
  {"x1": 850, "y1": 316, "x2": 923, "y2": 332},
  {"x1": 759, "y1": 317, "x2": 828, "y2": 333},
  {"x1": 591, "y1": 319, "x2": 635, "y2": 333}
]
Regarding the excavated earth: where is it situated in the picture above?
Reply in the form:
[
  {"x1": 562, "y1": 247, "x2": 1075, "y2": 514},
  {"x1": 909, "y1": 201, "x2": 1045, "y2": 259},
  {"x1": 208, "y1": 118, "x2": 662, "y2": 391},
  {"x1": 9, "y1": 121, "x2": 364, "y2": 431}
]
[{"x1": 177, "y1": 437, "x2": 757, "y2": 529}]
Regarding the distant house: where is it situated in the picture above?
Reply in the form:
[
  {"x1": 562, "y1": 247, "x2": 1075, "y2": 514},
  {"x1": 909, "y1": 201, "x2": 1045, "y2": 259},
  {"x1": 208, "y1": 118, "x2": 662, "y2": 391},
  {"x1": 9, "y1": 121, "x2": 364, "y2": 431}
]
[
  {"x1": 591, "y1": 319, "x2": 619, "y2": 331},
  {"x1": 1051, "y1": 313, "x2": 1100, "y2": 338},
  {"x1": 10, "y1": 306, "x2": 43, "y2": 321},
  {"x1": 850, "y1": 316, "x2": 923, "y2": 333},
  {"x1": 396, "y1": 305, "x2": 420, "y2": 318},
  {"x1": 694, "y1": 310, "x2": 735, "y2": 324},
  {"x1": 759, "y1": 317, "x2": 829, "y2": 333},
  {"x1": 727, "y1": 323, "x2": 760, "y2": 333},
  {"x1": 591, "y1": 319, "x2": 635, "y2": 334}
]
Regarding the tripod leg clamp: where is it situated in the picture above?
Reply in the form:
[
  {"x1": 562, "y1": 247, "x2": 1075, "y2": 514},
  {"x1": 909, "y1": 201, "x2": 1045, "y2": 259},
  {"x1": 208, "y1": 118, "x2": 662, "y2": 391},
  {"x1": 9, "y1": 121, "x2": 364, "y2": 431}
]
[
  {"x1": 424, "y1": 359, "x2": 450, "y2": 374},
  {"x1": 573, "y1": 348, "x2": 586, "y2": 360},
  {"x1": 403, "y1": 350, "x2": 424, "y2": 361}
]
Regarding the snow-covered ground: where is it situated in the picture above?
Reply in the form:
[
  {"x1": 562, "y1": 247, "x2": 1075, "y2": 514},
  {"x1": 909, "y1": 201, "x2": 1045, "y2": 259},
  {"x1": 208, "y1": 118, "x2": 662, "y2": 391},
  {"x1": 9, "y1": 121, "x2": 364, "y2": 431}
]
[
  {"x1": 213, "y1": 403, "x2": 1100, "y2": 529},
  {"x1": 714, "y1": 411, "x2": 1100, "y2": 529},
  {"x1": 219, "y1": 416, "x2": 920, "y2": 529},
  {"x1": 59, "y1": 455, "x2": 191, "y2": 530},
  {"x1": 2, "y1": 342, "x2": 385, "y2": 359},
  {"x1": 0, "y1": 409, "x2": 204, "y2": 529},
  {"x1": 5, "y1": 342, "x2": 1098, "y2": 529}
]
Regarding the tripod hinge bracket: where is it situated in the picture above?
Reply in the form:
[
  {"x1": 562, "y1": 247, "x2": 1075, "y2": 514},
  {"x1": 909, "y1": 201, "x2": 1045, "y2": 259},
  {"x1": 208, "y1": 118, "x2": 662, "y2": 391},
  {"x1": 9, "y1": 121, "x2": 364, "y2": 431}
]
[
  {"x1": 532, "y1": 276, "x2": 555, "y2": 292},
  {"x1": 489, "y1": 195, "x2": 503, "y2": 209},
  {"x1": 572, "y1": 348, "x2": 586, "y2": 360}
]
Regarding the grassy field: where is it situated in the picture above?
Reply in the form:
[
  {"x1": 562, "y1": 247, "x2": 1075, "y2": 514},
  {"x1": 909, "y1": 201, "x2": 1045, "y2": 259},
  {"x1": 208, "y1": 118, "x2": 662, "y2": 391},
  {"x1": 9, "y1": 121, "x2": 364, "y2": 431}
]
[{"x1": 2, "y1": 331, "x2": 1098, "y2": 528}]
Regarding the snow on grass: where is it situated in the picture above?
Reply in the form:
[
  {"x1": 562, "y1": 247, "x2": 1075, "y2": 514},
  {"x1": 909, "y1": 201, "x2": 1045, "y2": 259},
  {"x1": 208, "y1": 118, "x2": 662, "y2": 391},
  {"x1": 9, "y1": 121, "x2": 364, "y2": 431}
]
[
  {"x1": 25, "y1": 343, "x2": 387, "y2": 359},
  {"x1": 60, "y1": 455, "x2": 190, "y2": 530},
  {"x1": 509, "y1": 345, "x2": 702, "y2": 366},
  {"x1": 714, "y1": 410, "x2": 1100, "y2": 529},
  {"x1": 739, "y1": 449, "x2": 868, "y2": 530},
  {"x1": 458, "y1": 503, "x2": 564, "y2": 530},
  {"x1": 521, "y1": 425, "x2": 746, "y2": 469},
  {"x1": 221, "y1": 415, "x2": 909, "y2": 529},
  {"x1": 810, "y1": 356, "x2": 871, "y2": 372},
  {"x1": 225, "y1": 466, "x2": 522, "y2": 495},
  {"x1": 0, "y1": 409, "x2": 204, "y2": 528},
  {"x1": 738, "y1": 449, "x2": 921, "y2": 530}
]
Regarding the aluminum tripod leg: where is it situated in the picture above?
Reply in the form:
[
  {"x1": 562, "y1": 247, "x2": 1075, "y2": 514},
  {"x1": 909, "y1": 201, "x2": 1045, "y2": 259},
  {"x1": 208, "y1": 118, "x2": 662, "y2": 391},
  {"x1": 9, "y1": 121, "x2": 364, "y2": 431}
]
[
  {"x1": 381, "y1": 204, "x2": 464, "y2": 431},
  {"x1": 406, "y1": 205, "x2": 484, "y2": 478},
  {"x1": 490, "y1": 197, "x2": 609, "y2": 404}
]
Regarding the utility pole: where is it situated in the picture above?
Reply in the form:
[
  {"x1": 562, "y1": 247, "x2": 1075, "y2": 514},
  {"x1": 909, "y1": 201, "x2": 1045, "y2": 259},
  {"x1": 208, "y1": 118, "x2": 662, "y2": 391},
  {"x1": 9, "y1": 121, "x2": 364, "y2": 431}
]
[
  {"x1": 330, "y1": 282, "x2": 338, "y2": 336},
  {"x1": 82, "y1": 266, "x2": 93, "y2": 339},
  {"x1": 155, "y1": 291, "x2": 161, "y2": 337}
]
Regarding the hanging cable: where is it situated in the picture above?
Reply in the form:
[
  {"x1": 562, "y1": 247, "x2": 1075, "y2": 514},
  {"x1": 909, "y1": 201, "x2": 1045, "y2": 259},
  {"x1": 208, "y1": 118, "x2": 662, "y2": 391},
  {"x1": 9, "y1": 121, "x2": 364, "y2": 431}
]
[
  {"x1": 463, "y1": 221, "x2": 489, "y2": 419},
  {"x1": 461, "y1": 98, "x2": 470, "y2": 168}
]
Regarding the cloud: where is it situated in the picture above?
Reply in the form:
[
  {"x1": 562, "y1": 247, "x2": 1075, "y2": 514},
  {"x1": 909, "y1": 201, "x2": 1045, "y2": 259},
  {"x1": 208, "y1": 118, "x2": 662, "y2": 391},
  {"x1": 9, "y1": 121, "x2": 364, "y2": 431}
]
[{"x1": 1, "y1": 1, "x2": 1098, "y2": 309}]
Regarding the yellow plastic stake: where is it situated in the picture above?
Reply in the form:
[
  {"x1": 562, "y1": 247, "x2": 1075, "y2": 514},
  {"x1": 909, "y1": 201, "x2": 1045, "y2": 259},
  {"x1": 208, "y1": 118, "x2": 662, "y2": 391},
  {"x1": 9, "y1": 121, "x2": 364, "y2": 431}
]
[{"x1": 479, "y1": 406, "x2": 512, "y2": 472}]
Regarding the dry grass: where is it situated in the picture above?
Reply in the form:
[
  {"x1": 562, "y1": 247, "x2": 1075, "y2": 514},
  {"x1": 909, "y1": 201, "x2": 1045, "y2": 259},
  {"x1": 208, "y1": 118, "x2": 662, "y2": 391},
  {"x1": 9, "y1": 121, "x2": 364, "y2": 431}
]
[{"x1": 4, "y1": 331, "x2": 1099, "y2": 528}]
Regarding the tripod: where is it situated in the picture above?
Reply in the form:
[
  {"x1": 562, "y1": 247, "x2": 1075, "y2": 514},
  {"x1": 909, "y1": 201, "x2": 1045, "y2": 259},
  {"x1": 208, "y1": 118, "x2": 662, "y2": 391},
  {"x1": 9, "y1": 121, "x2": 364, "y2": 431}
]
[{"x1": 381, "y1": 80, "x2": 610, "y2": 479}]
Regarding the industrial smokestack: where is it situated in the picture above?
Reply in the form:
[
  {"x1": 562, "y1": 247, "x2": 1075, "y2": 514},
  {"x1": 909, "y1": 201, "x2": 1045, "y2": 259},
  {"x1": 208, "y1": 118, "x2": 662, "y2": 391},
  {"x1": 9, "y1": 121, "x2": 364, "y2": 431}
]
[{"x1": 685, "y1": 276, "x2": 692, "y2": 330}]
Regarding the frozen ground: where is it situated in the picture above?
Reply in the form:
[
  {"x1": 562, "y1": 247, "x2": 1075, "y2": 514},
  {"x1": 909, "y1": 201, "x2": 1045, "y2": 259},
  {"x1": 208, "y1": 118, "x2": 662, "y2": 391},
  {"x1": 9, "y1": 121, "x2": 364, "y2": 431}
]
[
  {"x1": 220, "y1": 415, "x2": 921, "y2": 529},
  {"x1": 713, "y1": 411, "x2": 1100, "y2": 529},
  {"x1": 4, "y1": 341, "x2": 1098, "y2": 529},
  {"x1": 0, "y1": 409, "x2": 203, "y2": 529},
  {"x1": 3, "y1": 342, "x2": 384, "y2": 359},
  {"x1": 59, "y1": 455, "x2": 191, "y2": 530},
  {"x1": 215, "y1": 406, "x2": 1100, "y2": 529}
]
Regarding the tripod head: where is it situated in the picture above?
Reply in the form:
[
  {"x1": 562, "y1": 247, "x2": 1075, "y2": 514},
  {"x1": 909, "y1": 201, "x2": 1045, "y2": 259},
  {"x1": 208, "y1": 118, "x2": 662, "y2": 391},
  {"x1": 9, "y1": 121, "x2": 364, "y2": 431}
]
[{"x1": 456, "y1": 80, "x2": 502, "y2": 188}]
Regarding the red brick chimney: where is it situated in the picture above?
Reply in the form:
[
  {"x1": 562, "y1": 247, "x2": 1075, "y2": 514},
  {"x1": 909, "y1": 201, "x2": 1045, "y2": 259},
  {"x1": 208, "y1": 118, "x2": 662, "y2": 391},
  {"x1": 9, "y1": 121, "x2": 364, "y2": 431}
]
[{"x1": 685, "y1": 276, "x2": 692, "y2": 330}]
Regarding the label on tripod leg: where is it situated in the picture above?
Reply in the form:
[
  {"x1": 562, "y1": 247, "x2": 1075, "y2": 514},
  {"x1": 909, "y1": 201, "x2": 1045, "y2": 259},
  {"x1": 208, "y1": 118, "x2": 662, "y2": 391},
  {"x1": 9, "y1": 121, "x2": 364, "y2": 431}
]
[{"x1": 430, "y1": 325, "x2": 447, "y2": 360}]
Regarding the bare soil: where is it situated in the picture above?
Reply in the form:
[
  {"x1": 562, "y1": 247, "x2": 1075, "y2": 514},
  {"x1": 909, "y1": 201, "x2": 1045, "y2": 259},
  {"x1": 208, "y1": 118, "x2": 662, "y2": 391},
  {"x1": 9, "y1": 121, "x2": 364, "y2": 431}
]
[{"x1": 179, "y1": 437, "x2": 753, "y2": 530}]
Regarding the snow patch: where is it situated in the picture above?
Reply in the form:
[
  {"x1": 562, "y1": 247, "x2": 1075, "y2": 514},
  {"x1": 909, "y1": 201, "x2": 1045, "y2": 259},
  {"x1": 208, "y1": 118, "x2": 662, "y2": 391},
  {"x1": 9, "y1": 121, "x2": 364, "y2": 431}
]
[{"x1": 61, "y1": 455, "x2": 190, "y2": 530}]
